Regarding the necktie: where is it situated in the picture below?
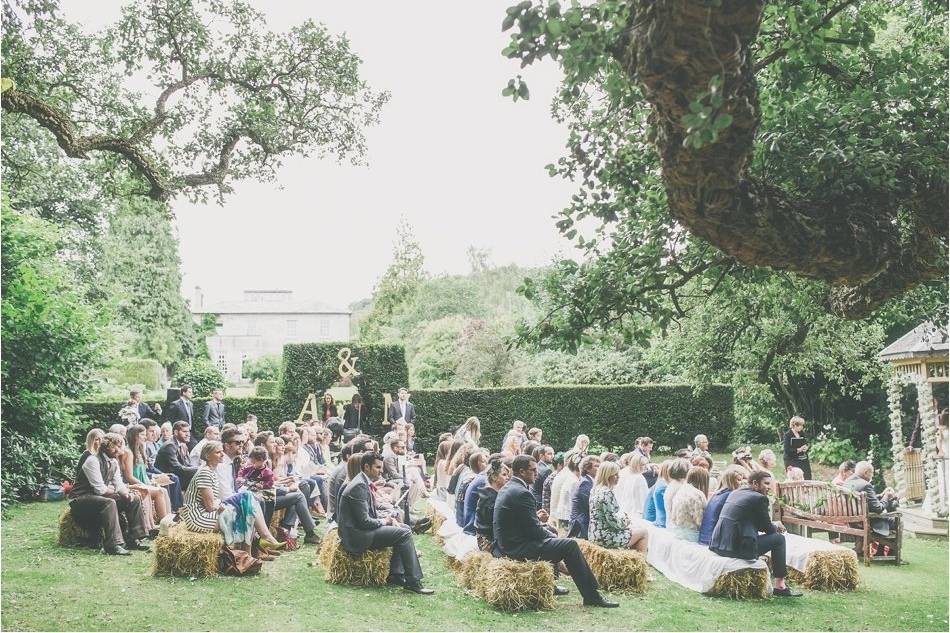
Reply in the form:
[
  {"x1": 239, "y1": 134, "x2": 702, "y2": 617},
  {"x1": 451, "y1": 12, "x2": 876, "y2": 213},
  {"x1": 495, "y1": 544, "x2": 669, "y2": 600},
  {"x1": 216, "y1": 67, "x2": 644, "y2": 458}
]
[{"x1": 179, "y1": 442, "x2": 188, "y2": 463}]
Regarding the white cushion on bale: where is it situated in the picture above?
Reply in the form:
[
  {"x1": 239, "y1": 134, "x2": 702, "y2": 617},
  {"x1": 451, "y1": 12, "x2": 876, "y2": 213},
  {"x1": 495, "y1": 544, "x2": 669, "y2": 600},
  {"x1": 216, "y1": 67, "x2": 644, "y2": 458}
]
[
  {"x1": 634, "y1": 518, "x2": 770, "y2": 593},
  {"x1": 782, "y1": 532, "x2": 854, "y2": 572}
]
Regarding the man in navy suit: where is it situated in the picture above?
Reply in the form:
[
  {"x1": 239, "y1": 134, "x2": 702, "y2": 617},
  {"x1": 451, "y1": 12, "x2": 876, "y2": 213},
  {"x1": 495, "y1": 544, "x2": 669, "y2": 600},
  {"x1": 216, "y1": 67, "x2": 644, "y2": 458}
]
[
  {"x1": 709, "y1": 470, "x2": 801, "y2": 597},
  {"x1": 493, "y1": 455, "x2": 618, "y2": 608},
  {"x1": 167, "y1": 385, "x2": 194, "y2": 426},
  {"x1": 387, "y1": 387, "x2": 416, "y2": 425},
  {"x1": 568, "y1": 455, "x2": 600, "y2": 539},
  {"x1": 130, "y1": 390, "x2": 162, "y2": 419}
]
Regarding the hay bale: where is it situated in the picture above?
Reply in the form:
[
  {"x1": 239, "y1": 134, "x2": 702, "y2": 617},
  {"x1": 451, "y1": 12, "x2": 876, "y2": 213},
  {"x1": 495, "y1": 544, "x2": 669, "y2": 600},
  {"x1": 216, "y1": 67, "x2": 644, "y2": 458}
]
[
  {"x1": 446, "y1": 555, "x2": 464, "y2": 573},
  {"x1": 475, "y1": 558, "x2": 556, "y2": 611},
  {"x1": 456, "y1": 550, "x2": 493, "y2": 591},
  {"x1": 318, "y1": 529, "x2": 391, "y2": 586},
  {"x1": 575, "y1": 539, "x2": 648, "y2": 593},
  {"x1": 152, "y1": 524, "x2": 223, "y2": 578},
  {"x1": 269, "y1": 508, "x2": 286, "y2": 533},
  {"x1": 58, "y1": 508, "x2": 91, "y2": 547},
  {"x1": 800, "y1": 550, "x2": 859, "y2": 591},
  {"x1": 707, "y1": 567, "x2": 770, "y2": 599}
]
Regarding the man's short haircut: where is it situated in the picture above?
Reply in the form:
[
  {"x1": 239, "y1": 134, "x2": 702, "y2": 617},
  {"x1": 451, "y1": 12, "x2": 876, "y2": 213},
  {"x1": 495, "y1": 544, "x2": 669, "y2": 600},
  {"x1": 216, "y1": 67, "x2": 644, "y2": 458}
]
[
  {"x1": 253, "y1": 431, "x2": 273, "y2": 446},
  {"x1": 510, "y1": 454, "x2": 535, "y2": 475},
  {"x1": 398, "y1": 387, "x2": 408, "y2": 393},
  {"x1": 528, "y1": 427, "x2": 541, "y2": 436},
  {"x1": 522, "y1": 440, "x2": 540, "y2": 456},
  {"x1": 854, "y1": 460, "x2": 873, "y2": 476},
  {"x1": 580, "y1": 455, "x2": 600, "y2": 473},
  {"x1": 248, "y1": 446, "x2": 268, "y2": 462},
  {"x1": 221, "y1": 428, "x2": 243, "y2": 445},
  {"x1": 204, "y1": 426, "x2": 219, "y2": 438},
  {"x1": 747, "y1": 470, "x2": 773, "y2": 486},
  {"x1": 668, "y1": 458, "x2": 690, "y2": 480},
  {"x1": 172, "y1": 420, "x2": 190, "y2": 432},
  {"x1": 179, "y1": 384, "x2": 192, "y2": 393},
  {"x1": 600, "y1": 452, "x2": 619, "y2": 463},
  {"x1": 531, "y1": 445, "x2": 546, "y2": 461},
  {"x1": 694, "y1": 434, "x2": 708, "y2": 445},
  {"x1": 639, "y1": 436, "x2": 654, "y2": 446},
  {"x1": 140, "y1": 418, "x2": 157, "y2": 428},
  {"x1": 360, "y1": 451, "x2": 384, "y2": 470}
]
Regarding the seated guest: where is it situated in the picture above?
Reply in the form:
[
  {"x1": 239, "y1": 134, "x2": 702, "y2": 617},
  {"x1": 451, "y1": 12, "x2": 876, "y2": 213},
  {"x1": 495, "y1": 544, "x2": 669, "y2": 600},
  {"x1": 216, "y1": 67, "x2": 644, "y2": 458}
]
[
  {"x1": 589, "y1": 461, "x2": 648, "y2": 553},
  {"x1": 455, "y1": 416, "x2": 481, "y2": 445},
  {"x1": 432, "y1": 440, "x2": 454, "y2": 499},
  {"x1": 182, "y1": 441, "x2": 283, "y2": 556},
  {"x1": 541, "y1": 452, "x2": 564, "y2": 515},
  {"x1": 615, "y1": 453, "x2": 650, "y2": 519},
  {"x1": 383, "y1": 436, "x2": 430, "y2": 525},
  {"x1": 757, "y1": 448, "x2": 777, "y2": 473},
  {"x1": 632, "y1": 437, "x2": 656, "y2": 487},
  {"x1": 709, "y1": 470, "x2": 801, "y2": 597},
  {"x1": 531, "y1": 445, "x2": 554, "y2": 508},
  {"x1": 157, "y1": 422, "x2": 173, "y2": 449},
  {"x1": 118, "y1": 425, "x2": 172, "y2": 532},
  {"x1": 296, "y1": 426, "x2": 329, "y2": 514},
  {"x1": 189, "y1": 425, "x2": 221, "y2": 467},
  {"x1": 155, "y1": 421, "x2": 199, "y2": 490},
  {"x1": 691, "y1": 454, "x2": 717, "y2": 493},
  {"x1": 661, "y1": 458, "x2": 690, "y2": 528},
  {"x1": 785, "y1": 465, "x2": 804, "y2": 482},
  {"x1": 459, "y1": 451, "x2": 490, "y2": 531},
  {"x1": 699, "y1": 466, "x2": 746, "y2": 546},
  {"x1": 691, "y1": 434, "x2": 711, "y2": 459},
  {"x1": 338, "y1": 452, "x2": 434, "y2": 594},
  {"x1": 599, "y1": 452, "x2": 620, "y2": 463},
  {"x1": 474, "y1": 457, "x2": 511, "y2": 550},
  {"x1": 668, "y1": 466, "x2": 709, "y2": 542},
  {"x1": 832, "y1": 460, "x2": 856, "y2": 486},
  {"x1": 446, "y1": 443, "x2": 476, "y2": 502},
  {"x1": 843, "y1": 461, "x2": 900, "y2": 540},
  {"x1": 253, "y1": 432, "x2": 320, "y2": 544},
  {"x1": 329, "y1": 443, "x2": 356, "y2": 520},
  {"x1": 528, "y1": 427, "x2": 542, "y2": 443},
  {"x1": 645, "y1": 460, "x2": 672, "y2": 526},
  {"x1": 551, "y1": 452, "x2": 581, "y2": 535},
  {"x1": 493, "y1": 455, "x2": 618, "y2": 608},
  {"x1": 568, "y1": 455, "x2": 601, "y2": 539},
  {"x1": 731, "y1": 446, "x2": 755, "y2": 474},
  {"x1": 140, "y1": 419, "x2": 160, "y2": 468},
  {"x1": 522, "y1": 440, "x2": 541, "y2": 459},
  {"x1": 68, "y1": 429, "x2": 149, "y2": 555},
  {"x1": 500, "y1": 420, "x2": 527, "y2": 456}
]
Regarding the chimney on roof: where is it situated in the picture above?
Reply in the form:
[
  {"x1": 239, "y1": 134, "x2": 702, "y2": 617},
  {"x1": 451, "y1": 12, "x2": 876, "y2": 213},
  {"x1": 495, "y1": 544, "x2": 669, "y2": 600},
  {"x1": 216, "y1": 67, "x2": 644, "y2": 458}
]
[{"x1": 193, "y1": 285, "x2": 204, "y2": 310}]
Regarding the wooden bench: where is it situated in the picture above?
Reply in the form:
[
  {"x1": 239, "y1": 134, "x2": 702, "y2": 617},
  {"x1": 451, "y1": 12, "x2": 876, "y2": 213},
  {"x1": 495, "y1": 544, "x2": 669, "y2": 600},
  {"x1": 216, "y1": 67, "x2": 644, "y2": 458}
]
[{"x1": 776, "y1": 481, "x2": 902, "y2": 566}]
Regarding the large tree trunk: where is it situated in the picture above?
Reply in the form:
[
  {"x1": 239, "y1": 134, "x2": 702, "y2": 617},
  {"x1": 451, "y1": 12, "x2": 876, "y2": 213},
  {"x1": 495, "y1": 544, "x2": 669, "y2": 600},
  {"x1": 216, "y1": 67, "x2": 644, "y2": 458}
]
[{"x1": 620, "y1": 0, "x2": 946, "y2": 318}]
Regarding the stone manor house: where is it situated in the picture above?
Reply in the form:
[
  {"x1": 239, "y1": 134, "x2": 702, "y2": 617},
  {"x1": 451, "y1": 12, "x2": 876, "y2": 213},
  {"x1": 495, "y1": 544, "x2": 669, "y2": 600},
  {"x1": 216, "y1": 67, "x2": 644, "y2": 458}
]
[{"x1": 192, "y1": 288, "x2": 351, "y2": 383}]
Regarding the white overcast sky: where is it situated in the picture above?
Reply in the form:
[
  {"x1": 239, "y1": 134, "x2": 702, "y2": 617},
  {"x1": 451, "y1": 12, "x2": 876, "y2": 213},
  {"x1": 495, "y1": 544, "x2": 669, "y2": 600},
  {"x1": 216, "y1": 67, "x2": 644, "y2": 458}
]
[{"x1": 59, "y1": 1, "x2": 577, "y2": 309}]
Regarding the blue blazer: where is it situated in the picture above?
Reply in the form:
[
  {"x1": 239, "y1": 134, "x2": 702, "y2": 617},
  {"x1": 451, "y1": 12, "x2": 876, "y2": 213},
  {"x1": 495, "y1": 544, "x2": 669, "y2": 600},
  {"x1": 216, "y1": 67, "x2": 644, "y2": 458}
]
[
  {"x1": 568, "y1": 475, "x2": 594, "y2": 539},
  {"x1": 651, "y1": 480, "x2": 669, "y2": 528},
  {"x1": 699, "y1": 488, "x2": 732, "y2": 545}
]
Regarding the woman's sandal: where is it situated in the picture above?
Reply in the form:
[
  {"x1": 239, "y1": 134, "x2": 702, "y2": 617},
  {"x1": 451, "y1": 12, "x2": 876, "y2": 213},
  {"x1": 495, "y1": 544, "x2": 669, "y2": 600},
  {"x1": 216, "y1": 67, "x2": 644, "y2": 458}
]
[{"x1": 258, "y1": 537, "x2": 286, "y2": 551}]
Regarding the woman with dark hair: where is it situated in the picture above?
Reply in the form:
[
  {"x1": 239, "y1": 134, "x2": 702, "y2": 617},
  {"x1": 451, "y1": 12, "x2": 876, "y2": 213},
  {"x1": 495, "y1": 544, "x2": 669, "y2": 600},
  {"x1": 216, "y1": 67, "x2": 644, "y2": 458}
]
[
  {"x1": 119, "y1": 425, "x2": 172, "y2": 528},
  {"x1": 321, "y1": 392, "x2": 338, "y2": 422},
  {"x1": 473, "y1": 457, "x2": 511, "y2": 552},
  {"x1": 342, "y1": 393, "x2": 367, "y2": 439}
]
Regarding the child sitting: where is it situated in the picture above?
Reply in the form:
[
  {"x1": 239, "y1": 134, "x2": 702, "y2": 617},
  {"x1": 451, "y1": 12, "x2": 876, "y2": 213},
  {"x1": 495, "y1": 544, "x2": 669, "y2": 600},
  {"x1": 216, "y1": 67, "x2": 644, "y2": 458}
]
[{"x1": 237, "y1": 447, "x2": 275, "y2": 493}]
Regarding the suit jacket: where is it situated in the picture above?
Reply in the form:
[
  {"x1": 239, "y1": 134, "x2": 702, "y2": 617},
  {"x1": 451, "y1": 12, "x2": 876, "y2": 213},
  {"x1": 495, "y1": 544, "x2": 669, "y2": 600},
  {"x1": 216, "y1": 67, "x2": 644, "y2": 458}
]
[
  {"x1": 493, "y1": 477, "x2": 552, "y2": 560},
  {"x1": 167, "y1": 398, "x2": 193, "y2": 425},
  {"x1": 568, "y1": 475, "x2": 594, "y2": 539},
  {"x1": 343, "y1": 403, "x2": 368, "y2": 430},
  {"x1": 154, "y1": 440, "x2": 198, "y2": 489},
  {"x1": 337, "y1": 472, "x2": 386, "y2": 554},
  {"x1": 203, "y1": 400, "x2": 225, "y2": 427},
  {"x1": 137, "y1": 402, "x2": 160, "y2": 420},
  {"x1": 843, "y1": 475, "x2": 896, "y2": 536},
  {"x1": 388, "y1": 400, "x2": 415, "y2": 424},
  {"x1": 382, "y1": 454, "x2": 403, "y2": 482},
  {"x1": 533, "y1": 462, "x2": 552, "y2": 507},
  {"x1": 708, "y1": 487, "x2": 775, "y2": 560}
]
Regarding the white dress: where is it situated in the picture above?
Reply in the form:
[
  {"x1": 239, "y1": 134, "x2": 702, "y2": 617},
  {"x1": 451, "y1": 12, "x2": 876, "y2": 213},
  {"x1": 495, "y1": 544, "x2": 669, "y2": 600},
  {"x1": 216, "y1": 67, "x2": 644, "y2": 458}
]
[{"x1": 615, "y1": 470, "x2": 649, "y2": 519}]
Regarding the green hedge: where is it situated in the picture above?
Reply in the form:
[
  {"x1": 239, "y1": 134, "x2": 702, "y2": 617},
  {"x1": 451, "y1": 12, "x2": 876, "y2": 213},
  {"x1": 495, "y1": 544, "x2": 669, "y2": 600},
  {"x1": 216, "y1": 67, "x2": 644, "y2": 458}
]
[
  {"x1": 410, "y1": 384, "x2": 734, "y2": 455},
  {"x1": 255, "y1": 380, "x2": 279, "y2": 397},
  {"x1": 278, "y1": 342, "x2": 408, "y2": 435}
]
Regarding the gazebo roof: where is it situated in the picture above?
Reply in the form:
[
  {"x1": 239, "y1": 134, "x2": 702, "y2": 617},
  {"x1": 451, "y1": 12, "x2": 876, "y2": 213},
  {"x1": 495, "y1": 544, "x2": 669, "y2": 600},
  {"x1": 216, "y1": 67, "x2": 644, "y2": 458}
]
[{"x1": 878, "y1": 321, "x2": 949, "y2": 362}]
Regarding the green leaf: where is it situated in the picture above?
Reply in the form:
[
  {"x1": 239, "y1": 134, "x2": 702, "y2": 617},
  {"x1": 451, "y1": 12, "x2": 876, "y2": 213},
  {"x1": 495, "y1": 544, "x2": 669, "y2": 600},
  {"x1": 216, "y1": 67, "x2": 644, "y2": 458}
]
[
  {"x1": 713, "y1": 113, "x2": 733, "y2": 130},
  {"x1": 547, "y1": 18, "x2": 563, "y2": 36},
  {"x1": 502, "y1": 14, "x2": 516, "y2": 31},
  {"x1": 517, "y1": 82, "x2": 530, "y2": 100}
]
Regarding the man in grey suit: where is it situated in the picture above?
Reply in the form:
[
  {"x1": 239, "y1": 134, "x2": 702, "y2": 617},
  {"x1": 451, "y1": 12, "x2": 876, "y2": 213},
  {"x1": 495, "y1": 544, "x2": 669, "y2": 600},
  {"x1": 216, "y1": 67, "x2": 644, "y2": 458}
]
[
  {"x1": 203, "y1": 388, "x2": 226, "y2": 428},
  {"x1": 387, "y1": 387, "x2": 415, "y2": 425},
  {"x1": 337, "y1": 451, "x2": 433, "y2": 594},
  {"x1": 843, "y1": 461, "x2": 899, "y2": 537}
]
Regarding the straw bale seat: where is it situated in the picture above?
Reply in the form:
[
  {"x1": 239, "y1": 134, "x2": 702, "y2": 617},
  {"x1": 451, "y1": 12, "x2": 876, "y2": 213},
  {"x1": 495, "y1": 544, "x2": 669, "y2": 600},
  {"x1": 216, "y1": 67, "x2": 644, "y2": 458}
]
[
  {"x1": 318, "y1": 529, "x2": 391, "y2": 586},
  {"x1": 152, "y1": 523, "x2": 224, "y2": 578},
  {"x1": 706, "y1": 567, "x2": 771, "y2": 599},
  {"x1": 476, "y1": 557, "x2": 556, "y2": 611},
  {"x1": 58, "y1": 508, "x2": 93, "y2": 547},
  {"x1": 575, "y1": 539, "x2": 648, "y2": 593}
]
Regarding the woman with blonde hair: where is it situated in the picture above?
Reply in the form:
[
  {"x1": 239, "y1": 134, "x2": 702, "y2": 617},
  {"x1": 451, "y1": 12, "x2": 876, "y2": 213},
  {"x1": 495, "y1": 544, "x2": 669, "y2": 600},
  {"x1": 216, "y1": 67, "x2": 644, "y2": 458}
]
[
  {"x1": 783, "y1": 415, "x2": 812, "y2": 479},
  {"x1": 699, "y1": 465, "x2": 747, "y2": 545},
  {"x1": 668, "y1": 466, "x2": 709, "y2": 542},
  {"x1": 615, "y1": 453, "x2": 650, "y2": 519},
  {"x1": 573, "y1": 434, "x2": 591, "y2": 454},
  {"x1": 589, "y1": 461, "x2": 648, "y2": 553}
]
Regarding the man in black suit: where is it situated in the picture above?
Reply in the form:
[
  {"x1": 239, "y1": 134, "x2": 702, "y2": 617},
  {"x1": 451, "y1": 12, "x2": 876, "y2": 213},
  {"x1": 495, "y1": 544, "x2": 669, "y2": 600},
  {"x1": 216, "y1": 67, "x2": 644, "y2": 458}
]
[
  {"x1": 154, "y1": 421, "x2": 198, "y2": 491},
  {"x1": 130, "y1": 390, "x2": 162, "y2": 420},
  {"x1": 709, "y1": 470, "x2": 801, "y2": 597},
  {"x1": 387, "y1": 387, "x2": 415, "y2": 425},
  {"x1": 167, "y1": 385, "x2": 194, "y2": 426},
  {"x1": 203, "y1": 388, "x2": 226, "y2": 428},
  {"x1": 568, "y1": 455, "x2": 600, "y2": 539},
  {"x1": 337, "y1": 452, "x2": 433, "y2": 594},
  {"x1": 493, "y1": 455, "x2": 618, "y2": 608}
]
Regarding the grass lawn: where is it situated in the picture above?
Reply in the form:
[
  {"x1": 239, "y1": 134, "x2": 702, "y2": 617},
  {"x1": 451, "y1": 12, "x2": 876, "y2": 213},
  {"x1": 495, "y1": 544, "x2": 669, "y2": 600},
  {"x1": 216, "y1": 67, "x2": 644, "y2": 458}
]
[{"x1": 2, "y1": 501, "x2": 948, "y2": 631}]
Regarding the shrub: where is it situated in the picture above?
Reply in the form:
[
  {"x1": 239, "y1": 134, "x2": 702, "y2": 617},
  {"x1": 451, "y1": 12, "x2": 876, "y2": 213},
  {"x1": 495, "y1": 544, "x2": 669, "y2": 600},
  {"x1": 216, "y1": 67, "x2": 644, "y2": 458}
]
[
  {"x1": 809, "y1": 435, "x2": 861, "y2": 467},
  {"x1": 409, "y1": 384, "x2": 734, "y2": 455},
  {"x1": 106, "y1": 358, "x2": 164, "y2": 391},
  {"x1": 174, "y1": 358, "x2": 225, "y2": 398},
  {"x1": 243, "y1": 354, "x2": 281, "y2": 382},
  {"x1": 256, "y1": 380, "x2": 279, "y2": 398}
]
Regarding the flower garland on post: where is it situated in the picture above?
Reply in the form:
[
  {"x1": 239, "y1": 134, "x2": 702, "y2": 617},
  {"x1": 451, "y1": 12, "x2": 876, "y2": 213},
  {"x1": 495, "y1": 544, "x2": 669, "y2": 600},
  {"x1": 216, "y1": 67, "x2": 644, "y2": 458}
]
[
  {"x1": 916, "y1": 379, "x2": 948, "y2": 517},
  {"x1": 887, "y1": 374, "x2": 907, "y2": 503}
]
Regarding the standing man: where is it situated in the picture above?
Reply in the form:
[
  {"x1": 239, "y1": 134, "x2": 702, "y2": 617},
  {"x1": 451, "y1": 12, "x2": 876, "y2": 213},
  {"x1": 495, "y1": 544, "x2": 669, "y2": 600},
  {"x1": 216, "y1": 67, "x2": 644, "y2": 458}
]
[
  {"x1": 532, "y1": 445, "x2": 555, "y2": 508},
  {"x1": 338, "y1": 452, "x2": 433, "y2": 594},
  {"x1": 708, "y1": 470, "x2": 802, "y2": 597},
  {"x1": 131, "y1": 390, "x2": 162, "y2": 420},
  {"x1": 388, "y1": 387, "x2": 416, "y2": 425},
  {"x1": 167, "y1": 385, "x2": 194, "y2": 427},
  {"x1": 493, "y1": 455, "x2": 618, "y2": 607},
  {"x1": 203, "y1": 388, "x2": 226, "y2": 429},
  {"x1": 154, "y1": 421, "x2": 199, "y2": 490}
]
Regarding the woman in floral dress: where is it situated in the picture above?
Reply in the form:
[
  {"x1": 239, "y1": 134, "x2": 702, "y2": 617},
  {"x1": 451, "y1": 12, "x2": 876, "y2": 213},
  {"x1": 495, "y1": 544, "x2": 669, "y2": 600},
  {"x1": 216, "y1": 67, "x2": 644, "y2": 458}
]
[{"x1": 588, "y1": 461, "x2": 648, "y2": 553}]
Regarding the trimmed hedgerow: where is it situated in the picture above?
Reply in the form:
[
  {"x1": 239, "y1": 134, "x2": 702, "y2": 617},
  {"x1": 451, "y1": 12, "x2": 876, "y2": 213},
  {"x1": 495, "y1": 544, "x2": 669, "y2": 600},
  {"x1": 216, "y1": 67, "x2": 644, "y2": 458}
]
[
  {"x1": 278, "y1": 342, "x2": 408, "y2": 436},
  {"x1": 255, "y1": 380, "x2": 279, "y2": 398},
  {"x1": 409, "y1": 384, "x2": 734, "y2": 455}
]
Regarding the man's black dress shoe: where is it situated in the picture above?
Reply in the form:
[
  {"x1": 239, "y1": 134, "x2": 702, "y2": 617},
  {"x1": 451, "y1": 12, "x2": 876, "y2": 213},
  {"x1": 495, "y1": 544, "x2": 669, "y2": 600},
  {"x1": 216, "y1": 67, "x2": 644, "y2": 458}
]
[
  {"x1": 583, "y1": 596, "x2": 620, "y2": 608},
  {"x1": 128, "y1": 540, "x2": 151, "y2": 551},
  {"x1": 411, "y1": 518, "x2": 432, "y2": 534},
  {"x1": 404, "y1": 583, "x2": 435, "y2": 595},
  {"x1": 553, "y1": 585, "x2": 570, "y2": 596},
  {"x1": 772, "y1": 587, "x2": 803, "y2": 597}
]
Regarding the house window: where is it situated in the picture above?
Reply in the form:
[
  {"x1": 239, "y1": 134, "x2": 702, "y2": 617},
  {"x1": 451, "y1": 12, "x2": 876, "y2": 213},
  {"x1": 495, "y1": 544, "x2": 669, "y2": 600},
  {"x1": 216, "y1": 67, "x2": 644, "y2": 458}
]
[
  {"x1": 287, "y1": 320, "x2": 297, "y2": 337},
  {"x1": 216, "y1": 354, "x2": 228, "y2": 376},
  {"x1": 320, "y1": 319, "x2": 330, "y2": 337},
  {"x1": 240, "y1": 353, "x2": 249, "y2": 379}
]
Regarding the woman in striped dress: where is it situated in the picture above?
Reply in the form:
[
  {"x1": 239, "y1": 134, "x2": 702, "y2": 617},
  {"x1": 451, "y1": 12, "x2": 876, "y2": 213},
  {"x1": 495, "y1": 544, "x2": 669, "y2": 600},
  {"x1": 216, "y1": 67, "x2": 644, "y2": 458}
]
[{"x1": 182, "y1": 441, "x2": 283, "y2": 553}]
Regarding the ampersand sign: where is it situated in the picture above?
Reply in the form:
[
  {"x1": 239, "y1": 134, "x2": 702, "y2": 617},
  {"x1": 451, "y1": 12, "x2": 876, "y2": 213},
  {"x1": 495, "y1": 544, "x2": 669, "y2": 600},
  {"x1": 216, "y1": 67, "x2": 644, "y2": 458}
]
[{"x1": 337, "y1": 347, "x2": 359, "y2": 379}]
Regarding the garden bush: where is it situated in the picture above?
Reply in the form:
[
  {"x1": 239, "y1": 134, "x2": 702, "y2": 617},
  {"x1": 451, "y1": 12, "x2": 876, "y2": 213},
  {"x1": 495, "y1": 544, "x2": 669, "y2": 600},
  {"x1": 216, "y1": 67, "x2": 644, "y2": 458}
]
[
  {"x1": 105, "y1": 358, "x2": 164, "y2": 391},
  {"x1": 808, "y1": 435, "x2": 861, "y2": 467},
  {"x1": 256, "y1": 380, "x2": 279, "y2": 397},
  {"x1": 173, "y1": 358, "x2": 225, "y2": 398}
]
